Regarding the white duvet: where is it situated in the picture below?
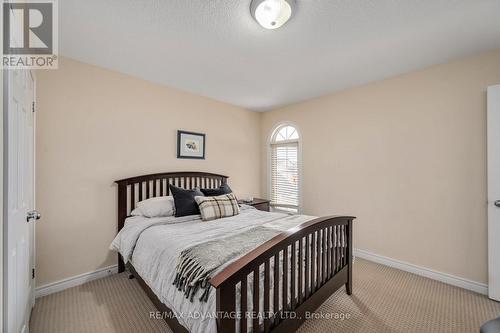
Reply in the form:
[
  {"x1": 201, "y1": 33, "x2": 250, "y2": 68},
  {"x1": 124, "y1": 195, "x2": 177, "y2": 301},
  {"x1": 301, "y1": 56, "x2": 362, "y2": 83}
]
[{"x1": 110, "y1": 206, "x2": 315, "y2": 333}]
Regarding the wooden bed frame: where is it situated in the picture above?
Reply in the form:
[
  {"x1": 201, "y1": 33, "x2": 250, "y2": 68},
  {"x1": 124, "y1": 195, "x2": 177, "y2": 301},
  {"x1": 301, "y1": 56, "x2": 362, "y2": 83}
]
[{"x1": 115, "y1": 172, "x2": 354, "y2": 333}]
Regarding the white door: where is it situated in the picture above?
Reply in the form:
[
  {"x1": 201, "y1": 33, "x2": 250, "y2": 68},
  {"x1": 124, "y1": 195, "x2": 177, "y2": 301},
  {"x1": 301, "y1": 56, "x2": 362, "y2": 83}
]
[
  {"x1": 5, "y1": 69, "x2": 37, "y2": 333},
  {"x1": 488, "y1": 84, "x2": 500, "y2": 301}
]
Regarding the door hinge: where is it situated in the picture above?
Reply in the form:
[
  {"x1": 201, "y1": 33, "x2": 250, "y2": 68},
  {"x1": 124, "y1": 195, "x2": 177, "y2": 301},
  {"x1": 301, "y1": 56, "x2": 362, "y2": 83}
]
[
  {"x1": 32, "y1": 102, "x2": 35, "y2": 113},
  {"x1": 32, "y1": 268, "x2": 35, "y2": 279}
]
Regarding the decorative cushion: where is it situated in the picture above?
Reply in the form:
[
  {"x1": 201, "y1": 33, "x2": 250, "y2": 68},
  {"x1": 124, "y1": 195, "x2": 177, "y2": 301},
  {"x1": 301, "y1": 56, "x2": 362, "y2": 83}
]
[
  {"x1": 195, "y1": 193, "x2": 240, "y2": 221},
  {"x1": 200, "y1": 183, "x2": 233, "y2": 197},
  {"x1": 169, "y1": 185, "x2": 204, "y2": 217},
  {"x1": 130, "y1": 196, "x2": 175, "y2": 218}
]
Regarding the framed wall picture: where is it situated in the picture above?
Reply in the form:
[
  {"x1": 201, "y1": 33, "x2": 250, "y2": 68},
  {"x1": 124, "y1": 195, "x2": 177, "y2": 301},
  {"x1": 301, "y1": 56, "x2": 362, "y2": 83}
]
[{"x1": 177, "y1": 130, "x2": 206, "y2": 159}]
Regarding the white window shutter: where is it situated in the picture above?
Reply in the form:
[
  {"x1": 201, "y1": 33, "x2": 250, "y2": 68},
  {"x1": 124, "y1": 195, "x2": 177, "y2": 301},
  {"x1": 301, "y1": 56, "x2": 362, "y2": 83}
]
[{"x1": 271, "y1": 141, "x2": 299, "y2": 211}]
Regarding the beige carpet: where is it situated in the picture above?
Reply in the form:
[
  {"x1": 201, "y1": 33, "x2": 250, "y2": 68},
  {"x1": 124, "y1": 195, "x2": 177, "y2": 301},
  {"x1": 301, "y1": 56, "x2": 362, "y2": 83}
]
[{"x1": 30, "y1": 259, "x2": 500, "y2": 333}]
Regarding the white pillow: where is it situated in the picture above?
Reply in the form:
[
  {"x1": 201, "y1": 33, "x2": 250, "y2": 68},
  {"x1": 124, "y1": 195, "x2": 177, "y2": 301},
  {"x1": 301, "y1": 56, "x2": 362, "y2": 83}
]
[{"x1": 131, "y1": 196, "x2": 175, "y2": 218}]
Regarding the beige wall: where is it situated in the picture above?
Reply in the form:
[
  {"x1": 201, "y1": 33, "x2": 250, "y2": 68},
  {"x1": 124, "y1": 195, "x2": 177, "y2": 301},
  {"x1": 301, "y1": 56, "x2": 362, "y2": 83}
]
[
  {"x1": 36, "y1": 58, "x2": 261, "y2": 286},
  {"x1": 38, "y1": 49, "x2": 500, "y2": 287},
  {"x1": 261, "y1": 49, "x2": 500, "y2": 284}
]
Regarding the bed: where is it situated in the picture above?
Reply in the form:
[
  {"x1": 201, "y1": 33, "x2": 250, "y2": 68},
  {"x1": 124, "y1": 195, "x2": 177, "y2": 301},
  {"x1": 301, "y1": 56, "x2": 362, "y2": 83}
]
[{"x1": 112, "y1": 172, "x2": 354, "y2": 333}]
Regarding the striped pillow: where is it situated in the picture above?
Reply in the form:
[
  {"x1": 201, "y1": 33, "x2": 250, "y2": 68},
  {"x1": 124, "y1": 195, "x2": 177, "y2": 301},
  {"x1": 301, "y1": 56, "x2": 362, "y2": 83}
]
[{"x1": 195, "y1": 193, "x2": 240, "y2": 221}]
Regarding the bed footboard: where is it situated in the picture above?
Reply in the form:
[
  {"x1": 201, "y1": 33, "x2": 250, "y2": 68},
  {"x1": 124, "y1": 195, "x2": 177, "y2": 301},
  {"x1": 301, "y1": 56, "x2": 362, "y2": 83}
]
[{"x1": 210, "y1": 215, "x2": 354, "y2": 333}]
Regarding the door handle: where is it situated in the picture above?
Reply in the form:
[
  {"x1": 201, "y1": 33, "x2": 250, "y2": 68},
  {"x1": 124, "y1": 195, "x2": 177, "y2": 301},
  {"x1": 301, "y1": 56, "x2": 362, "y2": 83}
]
[
  {"x1": 26, "y1": 210, "x2": 41, "y2": 222},
  {"x1": 495, "y1": 201, "x2": 500, "y2": 208}
]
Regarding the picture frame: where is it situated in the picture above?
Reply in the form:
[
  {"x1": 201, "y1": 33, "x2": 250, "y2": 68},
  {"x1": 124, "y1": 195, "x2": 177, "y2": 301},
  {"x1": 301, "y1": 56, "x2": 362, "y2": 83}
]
[{"x1": 177, "y1": 130, "x2": 206, "y2": 159}]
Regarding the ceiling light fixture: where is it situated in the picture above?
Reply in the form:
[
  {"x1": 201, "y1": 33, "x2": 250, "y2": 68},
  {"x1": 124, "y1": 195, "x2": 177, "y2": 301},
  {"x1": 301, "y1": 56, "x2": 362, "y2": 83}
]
[{"x1": 250, "y1": 0, "x2": 295, "y2": 30}]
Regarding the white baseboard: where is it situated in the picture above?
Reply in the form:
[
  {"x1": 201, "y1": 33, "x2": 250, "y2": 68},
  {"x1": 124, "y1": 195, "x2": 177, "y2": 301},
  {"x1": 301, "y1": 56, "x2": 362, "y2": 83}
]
[
  {"x1": 35, "y1": 264, "x2": 118, "y2": 298},
  {"x1": 354, "y1": 248, "x2": 488, "y2": 295}
]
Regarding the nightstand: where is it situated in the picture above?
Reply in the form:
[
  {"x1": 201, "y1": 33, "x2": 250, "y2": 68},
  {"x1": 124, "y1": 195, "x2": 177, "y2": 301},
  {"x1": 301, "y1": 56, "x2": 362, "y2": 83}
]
[{"x1": 238, "y1": 198, "x2": 271, "y2": 212}]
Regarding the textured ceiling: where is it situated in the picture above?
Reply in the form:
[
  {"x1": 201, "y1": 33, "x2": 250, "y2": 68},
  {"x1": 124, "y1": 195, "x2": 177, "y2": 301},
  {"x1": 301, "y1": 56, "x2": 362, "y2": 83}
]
[{"x1": 60, "y1": 0, "x2": 500, "y2": 111}]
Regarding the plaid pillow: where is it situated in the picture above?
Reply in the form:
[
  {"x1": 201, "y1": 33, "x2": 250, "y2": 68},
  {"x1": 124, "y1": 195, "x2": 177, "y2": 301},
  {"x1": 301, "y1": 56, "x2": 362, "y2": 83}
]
[{"x1": 195, "y1": 193, "x2": 240, "y2": 221}]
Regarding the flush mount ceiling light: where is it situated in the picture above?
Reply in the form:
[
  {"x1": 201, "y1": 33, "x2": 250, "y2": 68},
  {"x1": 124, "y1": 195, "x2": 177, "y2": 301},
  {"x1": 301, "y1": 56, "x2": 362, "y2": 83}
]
[{"x1": 251, "y1": 0, "x2": 295, "y2": 30}]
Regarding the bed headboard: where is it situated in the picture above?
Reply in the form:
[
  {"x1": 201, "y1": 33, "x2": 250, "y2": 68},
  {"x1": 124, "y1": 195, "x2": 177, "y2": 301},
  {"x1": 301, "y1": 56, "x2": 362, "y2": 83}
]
[
  {"x1": 115, "y1": 172, "x2": 228, "y2": 232},
  {"x1": 114, "y1": 171, "x2": 228, "y2": 272}
]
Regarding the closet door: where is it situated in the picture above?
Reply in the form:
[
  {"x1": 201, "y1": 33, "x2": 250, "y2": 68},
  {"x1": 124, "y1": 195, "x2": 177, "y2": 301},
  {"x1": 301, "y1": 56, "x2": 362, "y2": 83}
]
[
  {"x1": 487, "y1": 84, "x2": 500, "y2": 301},
  {"x1": 5, "y1": 69, "x2": 38, "y2": 333}
]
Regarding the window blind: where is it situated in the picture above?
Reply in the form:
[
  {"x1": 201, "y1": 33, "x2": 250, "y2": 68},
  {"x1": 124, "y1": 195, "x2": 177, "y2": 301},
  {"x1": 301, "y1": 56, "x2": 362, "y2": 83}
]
[{"x1": 271, "y1": 142, "x2": 299, "y2": 211}]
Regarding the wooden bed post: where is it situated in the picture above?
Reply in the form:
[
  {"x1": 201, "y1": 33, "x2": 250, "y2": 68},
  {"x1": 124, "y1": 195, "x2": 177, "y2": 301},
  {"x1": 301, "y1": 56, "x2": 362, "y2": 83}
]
[
  {"x1": 216, "y1": 283, "x2": 236, "y2": 333},
  {"x1": 346, "y1": 219, "x2": 353, "y2": 295},
  {"x1": 117, "y1": 182, "x2": 127, "y2": 273}
]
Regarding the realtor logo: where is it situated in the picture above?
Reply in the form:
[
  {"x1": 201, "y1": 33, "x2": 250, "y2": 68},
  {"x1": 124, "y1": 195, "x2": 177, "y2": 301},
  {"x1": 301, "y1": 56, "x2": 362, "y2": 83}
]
[{"x1": 2, "y1": 0, "x2": 58, "y2": 69}]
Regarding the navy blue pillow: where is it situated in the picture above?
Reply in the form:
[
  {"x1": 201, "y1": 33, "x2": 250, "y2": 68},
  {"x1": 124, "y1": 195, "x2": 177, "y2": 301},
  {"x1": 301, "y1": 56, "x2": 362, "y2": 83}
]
[
  {"x1": 200, "y1": 183, "x2": 232, "y2": 197},
  {"x1": 169, "y1": 185, "x2": 204, "y2": 217}
]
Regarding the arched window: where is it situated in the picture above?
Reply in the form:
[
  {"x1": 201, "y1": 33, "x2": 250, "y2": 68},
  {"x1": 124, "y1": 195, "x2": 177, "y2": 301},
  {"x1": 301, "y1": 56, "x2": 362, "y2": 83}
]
[{"x1": 270, "y1": 124, "x2": 300, "y2": 213}]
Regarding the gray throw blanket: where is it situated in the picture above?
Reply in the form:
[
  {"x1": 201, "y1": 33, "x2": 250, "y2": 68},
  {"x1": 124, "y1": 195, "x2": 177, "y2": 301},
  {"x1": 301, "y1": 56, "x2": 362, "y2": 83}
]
[{"x1": 173, "y1": 225, "x2": 281, "y2": 302}]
